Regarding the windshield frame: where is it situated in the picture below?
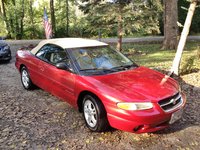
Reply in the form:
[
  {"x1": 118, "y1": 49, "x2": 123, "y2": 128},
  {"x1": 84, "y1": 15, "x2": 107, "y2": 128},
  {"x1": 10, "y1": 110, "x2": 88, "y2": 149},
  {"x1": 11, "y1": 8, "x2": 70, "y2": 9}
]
[{"x1": 67, "y1": 45, "x2": 138, "y2": 76}]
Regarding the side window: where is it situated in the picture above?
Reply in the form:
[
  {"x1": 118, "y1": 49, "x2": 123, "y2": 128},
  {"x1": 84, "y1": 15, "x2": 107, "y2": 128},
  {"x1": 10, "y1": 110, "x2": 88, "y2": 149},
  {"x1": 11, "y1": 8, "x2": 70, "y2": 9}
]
[
  {"x1": 36, "y1": 44, "x2": 72, "y2": 68},
  {"x1": 36, "y1": 44, "x2": 66, "y2": 63},
  {"x1": 48, "y1": 46, "x2": 68, "y2": 64},
  {"x1": 36, "y1": 45, "x2": 50, "y2": 61}
]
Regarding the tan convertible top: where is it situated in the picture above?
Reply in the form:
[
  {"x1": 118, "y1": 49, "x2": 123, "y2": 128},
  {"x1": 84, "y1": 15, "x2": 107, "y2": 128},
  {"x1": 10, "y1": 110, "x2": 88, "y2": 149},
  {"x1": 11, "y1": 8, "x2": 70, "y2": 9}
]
[{"x1": 31, "y1": 38, "x2": 108, "y2": 55}]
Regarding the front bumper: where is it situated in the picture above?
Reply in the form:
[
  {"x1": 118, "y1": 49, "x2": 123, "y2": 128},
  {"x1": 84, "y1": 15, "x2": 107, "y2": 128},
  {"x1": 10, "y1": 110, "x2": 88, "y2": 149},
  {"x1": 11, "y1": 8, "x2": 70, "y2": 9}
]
[
  {"x1": 0, "y1": 51, "x2": 11, "y2": 61},
  {"x1": 105, "y1": 92, "x2": 186, "y2": 133}
]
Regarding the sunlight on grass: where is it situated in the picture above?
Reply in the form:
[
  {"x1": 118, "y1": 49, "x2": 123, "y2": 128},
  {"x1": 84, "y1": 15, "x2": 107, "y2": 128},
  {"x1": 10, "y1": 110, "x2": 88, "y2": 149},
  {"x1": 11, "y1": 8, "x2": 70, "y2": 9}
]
[{"x1": 122, "y1": 42, "x2": 200, "y2": 73}]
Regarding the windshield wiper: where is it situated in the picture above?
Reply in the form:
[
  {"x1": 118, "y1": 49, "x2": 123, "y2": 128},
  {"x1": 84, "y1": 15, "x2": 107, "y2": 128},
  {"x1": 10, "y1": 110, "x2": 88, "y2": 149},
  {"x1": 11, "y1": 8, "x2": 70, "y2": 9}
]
[
  {"x1": 80, "y1": 64, "x2": 138, "y2": 73},
  {"x1": 80, "y1": 67, "x2": 118, "y2": 72},
  {"x1": 111, "y1": 64, "x2": 137, "y2": 71}
]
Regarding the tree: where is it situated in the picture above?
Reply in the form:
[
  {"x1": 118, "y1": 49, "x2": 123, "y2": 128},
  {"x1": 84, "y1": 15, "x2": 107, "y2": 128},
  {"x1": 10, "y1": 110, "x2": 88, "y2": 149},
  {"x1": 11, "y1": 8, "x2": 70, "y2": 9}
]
[
  {"x1": 66, "y1": 0, "x2": 69, "y2": 37},
  {"x1": 0, "y1": 0, "x2": 58, "y2": 39},
  {"x1": 114, "y1": 0, "x2": 132, "y2": 51},
  {"x1": 171, "y1": 0, "x2": 198, "y2": 75},
  {"x1": 178, "y1": 0, "x2": 200, "y2": 34},
  {"x1": 79, "y1": 0, "x2": 133, "y2": 51},
  {"x1": 29, "y1": 0, "x2": 35, "y2": 38},
  {"x1": 79, "y1": 0, "x2": 162, "y2": 51},
  {"x1": 50, "y1": 0, "x2": 56, "y2": 37},
  {"x1": 0, "y1": 0, "x2": 26, "y2": 39},
  {"x1": 0, "y1": 0, "x2": 11, "y2": 37},
  {"x1": 0, "y1": 0, "x2": 163, "y2": 40},
  {"x1": 19, "y1": 0, "x2": 25, "y2": 39},
  {"x1": 13, "y1": 0, "x2": 20, "y2": 39},
  {"x1": 12, "y1": 0, "x2": 25, "y2": 39},
  {"x1": 162, "y1": 0, "x2": 178, "y2": 50},
  {"x1": 55, "y1": 0, "x2": 79, "y2": 37}
]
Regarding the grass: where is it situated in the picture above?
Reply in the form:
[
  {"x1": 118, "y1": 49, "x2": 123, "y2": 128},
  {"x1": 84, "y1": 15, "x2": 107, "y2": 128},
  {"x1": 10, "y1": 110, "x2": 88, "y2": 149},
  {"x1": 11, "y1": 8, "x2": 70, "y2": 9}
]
[{"x1": 120, "y1": 42, "x2": 200, "y2": 74}]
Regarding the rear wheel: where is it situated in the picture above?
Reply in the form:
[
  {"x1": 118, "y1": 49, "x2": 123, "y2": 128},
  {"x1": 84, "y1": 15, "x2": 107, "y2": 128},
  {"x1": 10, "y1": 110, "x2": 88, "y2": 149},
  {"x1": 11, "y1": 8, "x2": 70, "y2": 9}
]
[
  {"x1": 83, "y1": 95, "x2": 109, "y2": 132},
  {"x1": 21, "y1": 66, "x2": 34, "y2": 90}
]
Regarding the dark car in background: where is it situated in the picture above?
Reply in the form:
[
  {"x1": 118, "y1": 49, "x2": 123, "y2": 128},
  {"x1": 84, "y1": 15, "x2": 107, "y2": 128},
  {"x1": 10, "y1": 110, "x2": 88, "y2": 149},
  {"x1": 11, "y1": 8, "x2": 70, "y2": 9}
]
[{"x1": 0, "y1": 40, "x2": 11, "y2": 62}]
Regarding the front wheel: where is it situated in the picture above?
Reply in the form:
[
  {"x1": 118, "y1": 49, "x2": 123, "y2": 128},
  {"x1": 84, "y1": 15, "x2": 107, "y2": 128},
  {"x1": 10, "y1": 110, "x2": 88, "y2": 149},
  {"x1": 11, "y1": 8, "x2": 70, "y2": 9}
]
[
  {"x1": 83, "y1": 95, "x2": 109, "y2": 132},
  {"x1": 21, "y1": 66, "x2": 34, "y2": 90}
]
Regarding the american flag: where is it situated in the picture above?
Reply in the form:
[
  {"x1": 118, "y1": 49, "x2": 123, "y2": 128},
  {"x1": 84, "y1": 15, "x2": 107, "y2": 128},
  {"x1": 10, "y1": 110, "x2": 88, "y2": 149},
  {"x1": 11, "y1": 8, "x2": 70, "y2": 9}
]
[{"x1": 43, "y1": 8, "x2": 52, "y2": 39}]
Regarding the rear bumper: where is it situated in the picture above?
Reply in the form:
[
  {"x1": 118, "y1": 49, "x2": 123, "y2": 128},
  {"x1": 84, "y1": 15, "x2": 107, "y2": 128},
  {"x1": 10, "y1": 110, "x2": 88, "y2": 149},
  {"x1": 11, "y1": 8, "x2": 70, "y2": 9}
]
[{"x1": 105, "y1": 92, "x2": 186, "y2": 133}]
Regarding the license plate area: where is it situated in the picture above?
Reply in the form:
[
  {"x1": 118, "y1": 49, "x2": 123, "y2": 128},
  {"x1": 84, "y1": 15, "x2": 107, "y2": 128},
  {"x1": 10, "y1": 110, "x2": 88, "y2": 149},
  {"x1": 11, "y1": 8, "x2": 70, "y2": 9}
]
[{"x1": 169, "y1": 109, "x2": 183, "y2": 124}]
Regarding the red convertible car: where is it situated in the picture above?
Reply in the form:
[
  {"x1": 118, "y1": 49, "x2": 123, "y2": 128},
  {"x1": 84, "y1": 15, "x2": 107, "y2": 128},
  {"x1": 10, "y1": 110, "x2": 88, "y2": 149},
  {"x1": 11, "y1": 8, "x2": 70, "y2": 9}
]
[{"x1": 15, "y1": 38, "x2": 186, "y2": 133}]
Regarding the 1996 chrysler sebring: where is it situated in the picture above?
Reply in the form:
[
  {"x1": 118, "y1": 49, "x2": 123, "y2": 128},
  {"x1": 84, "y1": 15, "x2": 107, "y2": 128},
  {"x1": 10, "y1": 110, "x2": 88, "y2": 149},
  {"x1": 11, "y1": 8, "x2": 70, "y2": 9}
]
[{"x1": 15, "y1": 38, "x2": 186, "y2": 133}]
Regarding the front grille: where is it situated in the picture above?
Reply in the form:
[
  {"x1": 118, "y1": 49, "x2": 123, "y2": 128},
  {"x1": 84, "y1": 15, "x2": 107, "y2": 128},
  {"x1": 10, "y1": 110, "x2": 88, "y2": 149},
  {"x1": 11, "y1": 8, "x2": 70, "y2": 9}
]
[{"x1": 158, "y1": 92, "x2": 182, "y2": 112}]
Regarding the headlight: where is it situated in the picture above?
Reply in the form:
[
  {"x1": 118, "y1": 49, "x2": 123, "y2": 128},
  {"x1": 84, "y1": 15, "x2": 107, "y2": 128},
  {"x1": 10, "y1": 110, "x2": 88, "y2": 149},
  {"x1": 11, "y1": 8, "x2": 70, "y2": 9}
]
[
  {"x1": 3, "y1": 45, "x2": 9, "y2": 51},
  {"x1": 117, "y1": 102, "x2": 153, "y2": 110}
]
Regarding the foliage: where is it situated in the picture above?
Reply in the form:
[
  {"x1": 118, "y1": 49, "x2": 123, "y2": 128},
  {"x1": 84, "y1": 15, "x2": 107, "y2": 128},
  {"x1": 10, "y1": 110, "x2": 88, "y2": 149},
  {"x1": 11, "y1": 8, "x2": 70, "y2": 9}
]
[
  {"x1": 180, "y1": 56, "x2": 196, "y2": 75},
  {"x1": 178, "y1": 0, "x2": 200, "y2": 34},
  {"x1": 0, "y1": 17, "x2": 7, "y2": 36},
  {"x1": 79, "y1": 0, "x2": 162, "y2": 37},
  {"x1": 180, "y1": 45, "x2": 200, "y2": 75},
  {"x1": 0, "y1": 0, "x2": 45, "y2": 39},
  {"x1": 0, "y1": 0, "x2": 80, "y2": 39},
  {"x1": 0, "y1": 0, "x2": 163, "y2": 39},
  {"x1": 55, "y1": 0, "x2": 89, "y2": 37},
  {"x1": 1, "y1": 0, "x2": 199, "y2": 39},
  {"x1": 159, "y1": 0, "x2": 200, "y2": 35},
  {"x1": 121, "y1": 42, "x2": 200, "y2": 74}
]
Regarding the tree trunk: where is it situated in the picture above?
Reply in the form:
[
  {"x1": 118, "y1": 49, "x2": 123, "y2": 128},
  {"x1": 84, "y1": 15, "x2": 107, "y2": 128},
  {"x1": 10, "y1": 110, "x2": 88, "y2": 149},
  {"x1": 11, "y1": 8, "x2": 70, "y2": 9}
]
[
  {"x1": 13, "y1": 0, "x2": 20, "y2": 39},
  {"x1": 9, "y1": 13, "x2": 14, "y2": 38},
  {"x1": 162, "y1": 0, "x2": 178, "y2": 50},
  {"x1": 19, "y1": 0, "x2": 25, "y2": 39},
  {"x1": 66, "y1": 0, "x2": 69, "y2": 37},
  {"x1": 116, "y1": 5, "x2": 123, "y2": 51},
  {"x1": 29, "y1": 0, "x2": 35, "y2": 38},
  {"x1": 0, "y1": 2, "x2": 1, "y2": 16},
  {"x1": 50, "y1": 0, "x2": 56, "y2": 37},
  {"x1": 171, "y1": 1, "x2": 197, "y2": 75},
  {"x1": 0, "y1": 0, "x2": 11, "y2": 38}
]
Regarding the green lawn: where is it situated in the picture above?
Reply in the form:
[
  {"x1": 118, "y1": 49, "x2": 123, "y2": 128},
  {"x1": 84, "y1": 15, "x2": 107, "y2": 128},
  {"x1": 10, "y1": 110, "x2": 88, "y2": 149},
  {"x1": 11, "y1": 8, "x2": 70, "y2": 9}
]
[{"x1": 121, "y1": 42, "x2": 200, "y2": 74}]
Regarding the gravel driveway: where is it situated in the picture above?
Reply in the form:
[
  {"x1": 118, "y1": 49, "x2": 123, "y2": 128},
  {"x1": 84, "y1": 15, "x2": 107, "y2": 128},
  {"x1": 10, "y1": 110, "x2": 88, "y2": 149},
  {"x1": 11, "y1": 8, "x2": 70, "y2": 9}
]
[{"x1": 0, "y1": 41, "x2": 199, "y2": 150}]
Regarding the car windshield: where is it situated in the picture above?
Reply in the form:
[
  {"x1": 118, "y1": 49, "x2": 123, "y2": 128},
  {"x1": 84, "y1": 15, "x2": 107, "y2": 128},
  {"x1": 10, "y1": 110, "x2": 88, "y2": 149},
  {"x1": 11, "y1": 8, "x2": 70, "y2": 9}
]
[{"x1": 69, "y1": 45, "x2": 138, "y2": 75}]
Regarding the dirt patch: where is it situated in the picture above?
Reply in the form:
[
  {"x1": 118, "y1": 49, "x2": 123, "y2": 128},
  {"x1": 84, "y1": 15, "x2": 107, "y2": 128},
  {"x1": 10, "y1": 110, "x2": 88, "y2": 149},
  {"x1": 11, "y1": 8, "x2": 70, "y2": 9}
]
[{"x1": 0, "y1": 41, "x2": 199, "y2": 150}]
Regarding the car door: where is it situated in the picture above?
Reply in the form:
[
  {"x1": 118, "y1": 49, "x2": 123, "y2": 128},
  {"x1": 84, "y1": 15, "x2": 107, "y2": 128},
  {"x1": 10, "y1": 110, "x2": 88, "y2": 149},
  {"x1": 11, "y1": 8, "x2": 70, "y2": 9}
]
[
  {"x1": 37, "y1": 44, "x2": 76, "y2": 105},
  {"x1": 28, "y1": 44, "x2": 50, "y2": 90}
]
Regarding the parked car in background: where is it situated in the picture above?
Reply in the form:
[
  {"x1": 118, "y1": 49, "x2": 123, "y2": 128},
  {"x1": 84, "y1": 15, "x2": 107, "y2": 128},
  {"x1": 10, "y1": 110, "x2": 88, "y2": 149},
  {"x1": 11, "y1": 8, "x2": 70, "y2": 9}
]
[
  {"x1": 0, "y1": 40, "x2": 11, "y2": 62},
  {"x1": 15, "y1": 38, "x2": 186, "y2": 133}
]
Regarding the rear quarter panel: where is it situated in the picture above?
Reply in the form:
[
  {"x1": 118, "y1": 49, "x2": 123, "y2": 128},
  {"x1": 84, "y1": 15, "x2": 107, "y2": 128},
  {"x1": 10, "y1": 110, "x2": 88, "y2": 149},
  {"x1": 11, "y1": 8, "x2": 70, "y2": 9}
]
[{"x1": 15, "y1": 50, "x2": 40, "y2": 86}]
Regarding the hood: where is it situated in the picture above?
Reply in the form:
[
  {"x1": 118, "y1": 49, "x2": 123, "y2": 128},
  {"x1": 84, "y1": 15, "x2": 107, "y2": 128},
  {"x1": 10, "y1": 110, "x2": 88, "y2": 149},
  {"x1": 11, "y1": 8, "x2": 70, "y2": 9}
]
[
  {"x1": 84, "y1": 67, "x2": 179, "y2": 103},
  {"x1": 0, "y1": 41, "x2": 7, "y2": 47}
]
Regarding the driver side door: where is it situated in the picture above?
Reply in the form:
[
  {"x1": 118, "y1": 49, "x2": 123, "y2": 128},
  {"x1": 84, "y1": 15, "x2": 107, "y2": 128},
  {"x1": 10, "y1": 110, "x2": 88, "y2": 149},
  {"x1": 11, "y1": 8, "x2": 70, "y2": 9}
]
[{"x1": 37, "y1": 44, "x2": 76, "y2": 104}]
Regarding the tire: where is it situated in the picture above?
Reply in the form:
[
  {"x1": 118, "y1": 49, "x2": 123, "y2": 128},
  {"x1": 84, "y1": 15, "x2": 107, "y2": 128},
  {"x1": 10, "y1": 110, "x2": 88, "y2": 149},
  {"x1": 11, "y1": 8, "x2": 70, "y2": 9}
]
[
  {"x1": 21, "y1": 66, "x2": 34, "y2": 90},
  {"x1": 82, "y1": 95, "x2": 109, "y2": 132}
]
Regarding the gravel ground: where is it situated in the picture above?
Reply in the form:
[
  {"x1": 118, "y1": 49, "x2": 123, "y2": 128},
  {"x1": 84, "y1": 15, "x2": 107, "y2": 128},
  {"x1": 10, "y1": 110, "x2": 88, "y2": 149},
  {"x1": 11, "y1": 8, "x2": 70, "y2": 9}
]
[{"x1": 0, "y1": 42, "x2": 199, "y2": 150}]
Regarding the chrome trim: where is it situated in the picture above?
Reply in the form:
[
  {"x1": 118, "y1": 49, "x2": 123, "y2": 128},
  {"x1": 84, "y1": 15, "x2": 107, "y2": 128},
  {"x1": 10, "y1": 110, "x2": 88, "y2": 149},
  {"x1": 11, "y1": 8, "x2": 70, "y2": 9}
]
[
  {"x1": 163, "y1": 97, "x2": 183, "y2": 112},
  {"x1": 160, "y1": 94, "x2": 181, "y2": 107},
  {"x1": 158, "y1": 93, "x2": 183, "y2": 113}
]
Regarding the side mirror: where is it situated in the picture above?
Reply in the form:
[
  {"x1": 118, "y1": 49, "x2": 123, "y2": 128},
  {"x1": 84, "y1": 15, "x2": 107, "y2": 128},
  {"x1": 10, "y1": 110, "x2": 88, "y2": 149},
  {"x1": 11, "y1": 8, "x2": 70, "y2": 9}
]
[{"x1": 56, "y1": 62, "x2": 72, "y2": 71}]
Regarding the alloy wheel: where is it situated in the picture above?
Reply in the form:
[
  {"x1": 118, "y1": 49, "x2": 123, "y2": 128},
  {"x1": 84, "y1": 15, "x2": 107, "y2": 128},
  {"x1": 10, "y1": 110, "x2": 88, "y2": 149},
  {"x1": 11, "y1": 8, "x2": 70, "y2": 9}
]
[
  {"x1": 22, "y1": 69, "x2": 29, "y2": 88},
  {"x1": 84, "y1": 99, "x2": 97, "y2": 128}
]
